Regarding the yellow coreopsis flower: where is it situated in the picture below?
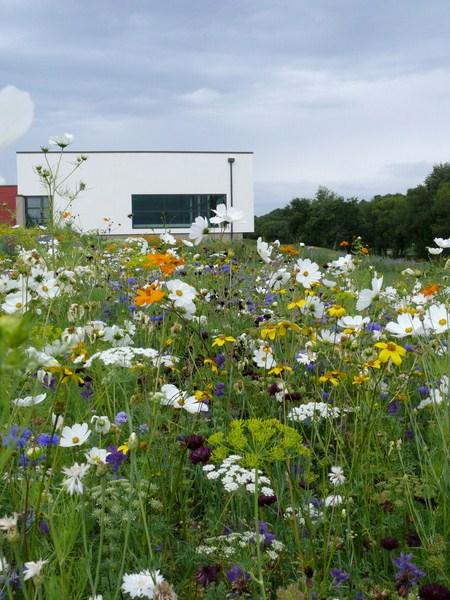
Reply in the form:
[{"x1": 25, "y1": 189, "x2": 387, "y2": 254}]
[
  {"x1": 375, "y1": 341, "x2": 406, "y2": 366},
  {"x1": 287, "y1": 299, "x2": 307, "y2": 310},
  {"x1": 319, "y1": 370, "x2": 343, "y2": 386},
  {"x1": 327, "y1": 304, "x2": 347, "y2": 318},
  {"x1": 352, "y1": 374, "x2": 370, "y2": 385},
  {"x1": 203, "y1": 358, "x2": 219, "y2": 373},
  {"x1": 48, "y1": 366, "x2": 84, "y2": 385},
  {"x1": 260, "y1": 324, "x2": 278, "y2": 340},
  {"x1": 268, "y1": 364, "x2": 294, "y2": 375},
  {"x1": 212, "y1": 335, "x2": 236, "y2": 347}
]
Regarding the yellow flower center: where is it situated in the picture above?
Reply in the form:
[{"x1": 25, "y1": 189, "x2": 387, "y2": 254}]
[
  {"x1": 72, "y1": 436, "x2": 80, "y2": 444},
  {"x1": 176, "y1": 290, "x2": 183, "y2": 296},
  {"x1": 15, "y1": 302, "x2": 22, "y2": 309},
  {"x1": 438, "y1": 318, "x2": 447, "y2": 326},
  {"x1": 404, "y1": 327, "x2": 413, "y2": 333},
  {"x1": 386, "y1": 343, "x2": 397, "y2": 352},
  {"x1": 303, "y1": 271, "x2": 309, "y2": 277}
]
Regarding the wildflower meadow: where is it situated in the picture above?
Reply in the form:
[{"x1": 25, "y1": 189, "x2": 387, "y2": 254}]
[{"x1": 0, "y1": 143, "x2": 450, "y2": 600}]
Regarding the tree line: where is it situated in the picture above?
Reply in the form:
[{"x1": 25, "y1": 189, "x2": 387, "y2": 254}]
[{"x1": 250, "y1": 163, "x2": 450, "y2": 258}]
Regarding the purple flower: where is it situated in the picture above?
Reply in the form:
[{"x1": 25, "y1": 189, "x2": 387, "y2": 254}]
[
  {"x1": 226, "y1": 565, "x2": 249, "y2": 583},
  {"x1": 115, "y1": 411, "x2": 128, "y2": 425},
  {"x1": 418, "y1": 385, "x2": 429, "y2": 397},
  {"x1": 258, "y1": 494, "x2": 277, "y2": 507},
  {"x1": 257, "y1": 521, "x2": 275, "y2": 545},
  {"x1": 195, "y1": 564, "x2": 221, "y2": 587},
  {"x1": 106, "y1": 445, "x2": 128, "y2": 474},
  {"x1": 419, "y1": 584, "x2": 450, "y2": 599},
  {"x1": 214, "y1": 353, "x2": 226, "y2": 370},
  {"x1": 380, "y1": 536, "x2": 399, "y2": 550},
  {"x1": 189, "y1": 446, "x2": 212, "y2": 464},
  {"x1": 393, "y1": 553, "x2": 425, "y2": 593},
  {"x1": 214, "y1": 382, "x2": 225, "y2": 397},
  {"x1": 405, "y1": 344, "x2": 414, "y2": 352},
  {"x1": 387, "y1": 400, "x2": 399, "y2": 415},
  {"x1": 330, "y1": 568, "x2": 350, "y2": 586}
]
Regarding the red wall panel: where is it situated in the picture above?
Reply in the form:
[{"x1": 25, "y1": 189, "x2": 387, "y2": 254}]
[{"x1": 0, "y1": 186, "x2": 17, "y2": 225}]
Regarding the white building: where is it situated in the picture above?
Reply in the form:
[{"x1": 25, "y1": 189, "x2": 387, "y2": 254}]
[{"x1": 16, "y1": 150, "x2": 254, "y2": 236}]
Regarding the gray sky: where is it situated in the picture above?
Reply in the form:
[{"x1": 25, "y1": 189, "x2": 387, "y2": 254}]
[{"x1": 1, "y1": 0, "x2": 450, "y2": 214}]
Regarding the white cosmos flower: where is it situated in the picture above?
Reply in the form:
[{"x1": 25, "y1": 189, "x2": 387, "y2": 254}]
[
  {"x1": 337, "y1": 315, "x2": 370, "y2": 331},
  {"x1": 210, "y1": 203, "x2": 245, "y2": 226},
  {"x1": 385, "y1": 313, "x2": 425, "y2": 338},
  {"x1": 23, "y1": 559, "x2": 48, "y2": 581},
  {"x1": 2, "y1": 291, "x2": 30, "y2": 314},
  {"x1": 159, "y1": 232, "x2": 177, "y2": 245},
  {"x1": 252, "y1": 342, "x2": 276, "y2": 369},
  {"x1": 48, "y1": 132, "x2": 74, "y2": 147},
  {"x1": 13, "y1": 393, "x2": 47, "y2": 407},
  {"x1": 59, "y1": 423, "x2": 91, "y2": 447},
  {"x1": 188, "y1": 216, "x2": 210, "y2": 245},
  {"x1": 85, "y1": 447, "x2": 111, "y2": 465},
  {"x1": 267, "y1": 268, "x2": 290, "y2": 290},
  {"x1": 427, "y1": 246, "x2": 443, "y2": 255},
  {"x1": 356, "y1": 274, "x2": 383, "y2": 311},
  {"x1": 424, "y1": 303, "x2": 449, "y2": 334},
  {"x1": 257, "y1": 237, "x2": 274, "y2": 263},
  {"x1": 61, "y1": 462, "x2": 90, "y2": 495},
  {"x1": 295, "y1": 258, "x2": 322, "y2": 289},
  {"x1": 121, "y1": 569, "x2": 165, "y2": 599},
  {"x1": 317, "y1": 329, "x2": 342, "y2": 344},
  {"x1": 434, "y1": 237, "x2": 450, "y2": 248},
  {"x1": 165, "y1": 279, "x2": 197, "y2": 304}
]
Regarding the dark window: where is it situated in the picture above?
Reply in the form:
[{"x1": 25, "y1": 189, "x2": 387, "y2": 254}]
[
  {"x1": 131, "y1": 194, "x2": 226, "y2": 228},
  {"x1": 25, "y1": 196, "x2": 48, "y2": 226}
]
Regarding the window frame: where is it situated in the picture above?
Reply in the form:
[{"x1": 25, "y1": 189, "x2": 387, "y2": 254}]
[{"x1": 131, "y1": 194, "x2": 226, "y2": 229}]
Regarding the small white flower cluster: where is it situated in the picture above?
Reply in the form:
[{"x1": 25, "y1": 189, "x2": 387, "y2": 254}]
[
  {"x1": 202, "y1": 455, "x2": 275, "y2": 496},
  {"x1": 288, "y1": 402, "x2": 341, "y2": 423},
  {"x1": 196, "y1": 530, "x2": 285, "y2": 561},
  {"x1": 85, "y1": 347, "x2": 177, "y2": 369}
]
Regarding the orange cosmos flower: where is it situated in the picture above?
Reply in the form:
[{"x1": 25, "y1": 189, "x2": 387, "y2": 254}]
[
  {"x1": 279, "y1": 245, "x2": 300, "y2": 256},
  {"x1": 421, "y1": 283, "x2": 439, "y2": 297},
  {"x1": 144, "y1": 252, "x2": 185, "y2": 276},
  {"x1": 134, "y1": 282, "x2": 165, "y2": 306}
]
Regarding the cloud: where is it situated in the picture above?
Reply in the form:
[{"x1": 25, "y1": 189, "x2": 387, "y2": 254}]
[{"x1": 0, "y1": 85, "x2": 34, "y2": 150}]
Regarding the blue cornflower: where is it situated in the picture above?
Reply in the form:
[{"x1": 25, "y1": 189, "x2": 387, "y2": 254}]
[
  {"x1": 115, "y1": 411, "x2": 128, "y2": 425},
  {"x1": 330, "y1": 568, "x2": 350, "y2": 586},
  {"x1": 3, "y1": 426, "x2": 31, "y2": 449},
  {"x1": 214, "y1": 353, "x2": 226, "y2": 370},
  {"x1": 214, "y1": 382, "x2": 225, "y2": 397},
  {"x1": 36, "y1": 433, "x2": 59, "y2": 446}
]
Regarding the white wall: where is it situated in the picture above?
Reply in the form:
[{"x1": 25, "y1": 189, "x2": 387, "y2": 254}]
[{"x1": 16, "y1": 151, "x2": 254, "y2": 235}]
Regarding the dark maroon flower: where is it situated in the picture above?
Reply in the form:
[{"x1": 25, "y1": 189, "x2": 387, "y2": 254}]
[
  {"x1": 258, "y1": 494, "x2": 277, "y2": 507},
  {"x1": 189, "y1": 446, "x2": 212, "y2": 464},
  {"x1": 380, "y1": 536, "x2": 399, "y2": 550},
  {"x1": 405, "y1": 531, "x2": 421, "y2": 547},
  {"x1": 419, "y1": 584, "x2": 450, "y2": 599},
  {"x1": 195, "y1": 564, "x2": 221, "y2": 587},
  {"x1": 184, "y1": 435, "x2": 205, "y2": 450}
]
